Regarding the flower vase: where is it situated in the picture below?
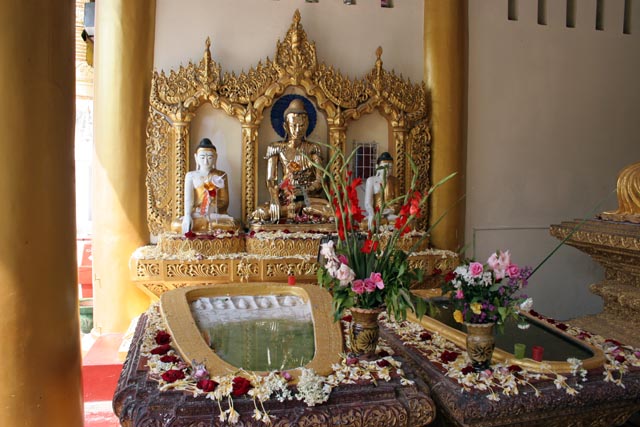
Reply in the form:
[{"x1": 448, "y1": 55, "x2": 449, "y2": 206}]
[
  {"x1": 348, "y1": 307, "x2": 383, "y2": 358},
  {"x1": 464, "y1": 322, "x2": 496, "y2": 371}
]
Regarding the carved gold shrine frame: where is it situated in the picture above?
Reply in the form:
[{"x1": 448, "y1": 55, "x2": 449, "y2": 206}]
[{"x1": 146, "y1": 10, "x2": 431, "y2": 234}]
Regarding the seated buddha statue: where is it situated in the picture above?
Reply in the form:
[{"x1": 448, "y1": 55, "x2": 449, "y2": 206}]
[
  {"x1": 250, "y1": 98, "x2": 333, "y2": 224},
  {"x1": 364, "y1": 152, "x2": 400, "y2": 230},
  {"x1": 172, "y1": 138, "x2": 238, "y2": 234}
]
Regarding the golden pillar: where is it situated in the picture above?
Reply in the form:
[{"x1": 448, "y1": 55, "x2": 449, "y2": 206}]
[
  {"x1": 424, "y1": 0, "x2": 468, "y2": 251},
  {"x1": 0, "y1": 2, "x2": 83, "y2": 426},
  {"x1": 93, "y1": 0, "x2": 157, "y2": 333}
]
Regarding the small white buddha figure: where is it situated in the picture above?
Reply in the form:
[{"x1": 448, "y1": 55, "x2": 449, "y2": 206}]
[
  {"x1": 364, "y1": 152, "x2": 400, "y2": 230},
  {"x1": 174, "y1": 138, "x2": 237, "y2": 234}
]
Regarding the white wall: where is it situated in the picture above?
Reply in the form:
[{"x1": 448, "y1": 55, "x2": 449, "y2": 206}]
[
  {"x1": 155, "y1": 0, "x2": 424, "y2": 218},
  {"x1": 467, "y1": 0, "x2": 640, "y2": 320},
  {"x1": 154, "y1": 0, "x2": 640, "y2": 320}
]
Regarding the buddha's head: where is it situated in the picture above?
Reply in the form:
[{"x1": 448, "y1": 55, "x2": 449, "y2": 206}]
[
  {"x1": 195, "y1": 138, "x2": 217, "y2": 171},
  {"x1": 376, "y1": 152, "x2": 394, "y2": 177},
  {"x1": 283, "y1": 99, "x2": 309, "y2": 140}
]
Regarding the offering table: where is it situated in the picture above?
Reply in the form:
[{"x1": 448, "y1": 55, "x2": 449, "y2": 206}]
[
  {"x1": 379, "y1": 308, "x2": 640, "y2": 427},
  {"x1": 113, "y1": 311, "x2": 436, "y2": 427}
]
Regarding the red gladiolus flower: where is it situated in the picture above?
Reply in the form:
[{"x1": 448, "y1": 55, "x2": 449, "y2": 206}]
[
  {"x1": 161, "y1": 369, "x2": 185, "y2": 383},
  {"x1": 197, "y1": 379, "x2": 219, "y2": 392},
  {"x1": 231, "y1": 376, "x2": 252, "y2": 397},
  {"x1": 361, "y1": 239, "x2": 378, "y2": 254},
  {"x1": 155, "y1": 331, "x2": 172, "y2": 345},
  {"x1": 150, "y1": 344, "x2": 171, "y2": 355},
  {"x1": 409, "y1": 191, "x2": 421, "y2": 217}
]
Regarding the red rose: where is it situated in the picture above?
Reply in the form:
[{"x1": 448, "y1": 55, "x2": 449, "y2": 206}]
[
  {"x1": 376, "y1": 359, "x2": 391, "y2": 368},
  {"x1": 160, "y1": 355, "x2": 179, "y2": 363},
  {"x1": 556, "y1": 323, "x2": 568, "y2": 331},
  {"x1": 432, "y1": 268, "x2": 442, "y2": 276},
  {"x1": 341, "y1": 315, "x2": 352, "y2": 322},
  {"x1": 377, "y1": 350, "x2": 390, "y2": 358},
  {"x1": 508, "y1": 365, "x2": 522, "y2": 373},
  {"x1": 150, "y1": 344, "x2": 171, "y2": 355},
  {"x1": 461, "y1": 365, "x2": 475, "y2": 375},
  {"x1": 231, "y1": 376, "x2": 252, "y2": 397},
  {"x1": 420, "y1": 332, "x2": 432, "y2": 341},
  {"x1": 440, "y1": 350, "x2": 460, "y2": 364},
  {"x1": 615, "y1": 355, "x2": 626, "y2": 363},
  {"x1": 346, "y1": 357, "x2": 359, "y2": 366},
  {"x1": 161, "y1": 369, "x2": 185, "y2": 383},
  {"x1": 155, "y1": 331, "x2": 172, "y2": 345},
  {"x1": 184, "y1": 230, "x2": 196, "y2": 240},
  {"x1": 444, "y1": 271, "x2": 456, "y2": 282},
  {"x1": 197, "y1": 379, "x2": 219, "y2": 392}
]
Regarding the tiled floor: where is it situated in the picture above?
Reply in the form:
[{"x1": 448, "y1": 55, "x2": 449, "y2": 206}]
[{"x1": 82, "y1": 333, "x2": 123, "y2": 427}]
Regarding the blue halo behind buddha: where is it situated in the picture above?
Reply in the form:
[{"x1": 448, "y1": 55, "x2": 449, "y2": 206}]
[{"x1": 271, "y1": 94, "x2": 317, "y2": 138}]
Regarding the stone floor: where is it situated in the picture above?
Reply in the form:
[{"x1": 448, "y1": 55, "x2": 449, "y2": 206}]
[{"x1": 82, "y1": 333, "x2": 123, "y2": 427}]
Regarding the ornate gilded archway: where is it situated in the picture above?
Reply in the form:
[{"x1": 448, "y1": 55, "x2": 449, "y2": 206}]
[{"x1": 145, "y1": 10, "x2": 430, "y2": 234}]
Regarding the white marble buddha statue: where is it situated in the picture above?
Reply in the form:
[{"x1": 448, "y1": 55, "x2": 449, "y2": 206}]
[
  {"x1": 172, "y1": 138, "x2": 238, "y2": 233},
  {"x1": 364, "y1": 152, "x2": 400, "y2": 230},
  {"x1": 250, "y1": 98, "x2": 333, "y2": 224}
]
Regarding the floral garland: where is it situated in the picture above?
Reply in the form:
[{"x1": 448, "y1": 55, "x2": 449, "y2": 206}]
[
  {"x1": 141, "y1": 304, "x2": 413, "y2": 425},
  {"x1": 379, "y1": 311, "x2": 640, "y2": 402}
]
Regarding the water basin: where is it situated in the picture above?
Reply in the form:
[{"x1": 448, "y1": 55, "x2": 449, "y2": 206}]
[{"x1": 160, "y1": 283, "x2": 343, "y2": 378}]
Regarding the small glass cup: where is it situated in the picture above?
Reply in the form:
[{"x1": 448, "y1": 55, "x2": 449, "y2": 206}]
[
  {"x1": 532, "y1": 345, "x2": 544, "y2": 362},
  {"x1": 514, "y1": 343, "x2": 526, "y2": 359}
]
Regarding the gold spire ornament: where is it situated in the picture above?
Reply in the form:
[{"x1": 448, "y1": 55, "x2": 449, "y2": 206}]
[{"x1": 600, "y1": 161, "x2": 640, "y2": 223}]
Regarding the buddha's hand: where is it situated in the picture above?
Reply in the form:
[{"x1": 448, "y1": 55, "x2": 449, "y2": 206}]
[
  {"x1": 269, "y1": 201, "x2": 280, "y2": 223},
  {"x1": 181, "y1": 216, "x2": 193, "y2": 234}
]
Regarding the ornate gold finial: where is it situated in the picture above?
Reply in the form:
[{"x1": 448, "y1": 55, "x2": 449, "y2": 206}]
[
  {"x1": 376, "y1": 46, "x2": 383, "y2": 59},
  {"x1": 205, "y1": 37, "x2": 211, "y2": 50},
  {"x1": 293, "y1": 9, "x2": 301, "y2": 24},
  {"x1": 600, "y1": 161, "x2": 640, "y2": 223}
]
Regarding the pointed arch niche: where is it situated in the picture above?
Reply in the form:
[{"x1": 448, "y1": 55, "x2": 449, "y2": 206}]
[{"x1": 145, "y1": 10, "x2": 431, "y2": 233}]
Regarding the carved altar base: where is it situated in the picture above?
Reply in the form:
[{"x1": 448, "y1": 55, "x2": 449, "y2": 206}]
[
  {"x1": 550, "y1": 219, "x2": 640, "y2": 348},
  {"x1": 131, "y1": 232, "x2": 458, "y2": 299}
]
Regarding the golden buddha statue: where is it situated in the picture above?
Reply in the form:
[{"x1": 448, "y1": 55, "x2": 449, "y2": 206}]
[
  {"x1": 600, "y1": 161, "x2": 640, "y2": 223},
  {"x1": 172, "y1": 138, "x2": 238, "y2": 233},
  {"x1": 364, "y1": 152, "x2": 400, "y2": 230},
  {"x1": 250, "y1": 98, "x2": 333, "y2": 224}
]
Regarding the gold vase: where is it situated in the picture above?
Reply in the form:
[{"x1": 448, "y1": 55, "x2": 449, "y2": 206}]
[
  {"x1": 348, "y1": 307, "x2": 383, "y2": 358},
  {"x1": 464, "y1": 322, "x2": 496, "y2": 371}
]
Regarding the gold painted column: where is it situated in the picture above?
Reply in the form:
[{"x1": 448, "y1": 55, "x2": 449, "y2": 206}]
[
  {"x1": 0, "y1": 2, "x2": 83, "y2": 426},
  {"x1": 424, "y1": 0, "x2": 468, "y2": 251},
  {"x1": 93, "y1": 0, "x2": 156, "y2": 333}
]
